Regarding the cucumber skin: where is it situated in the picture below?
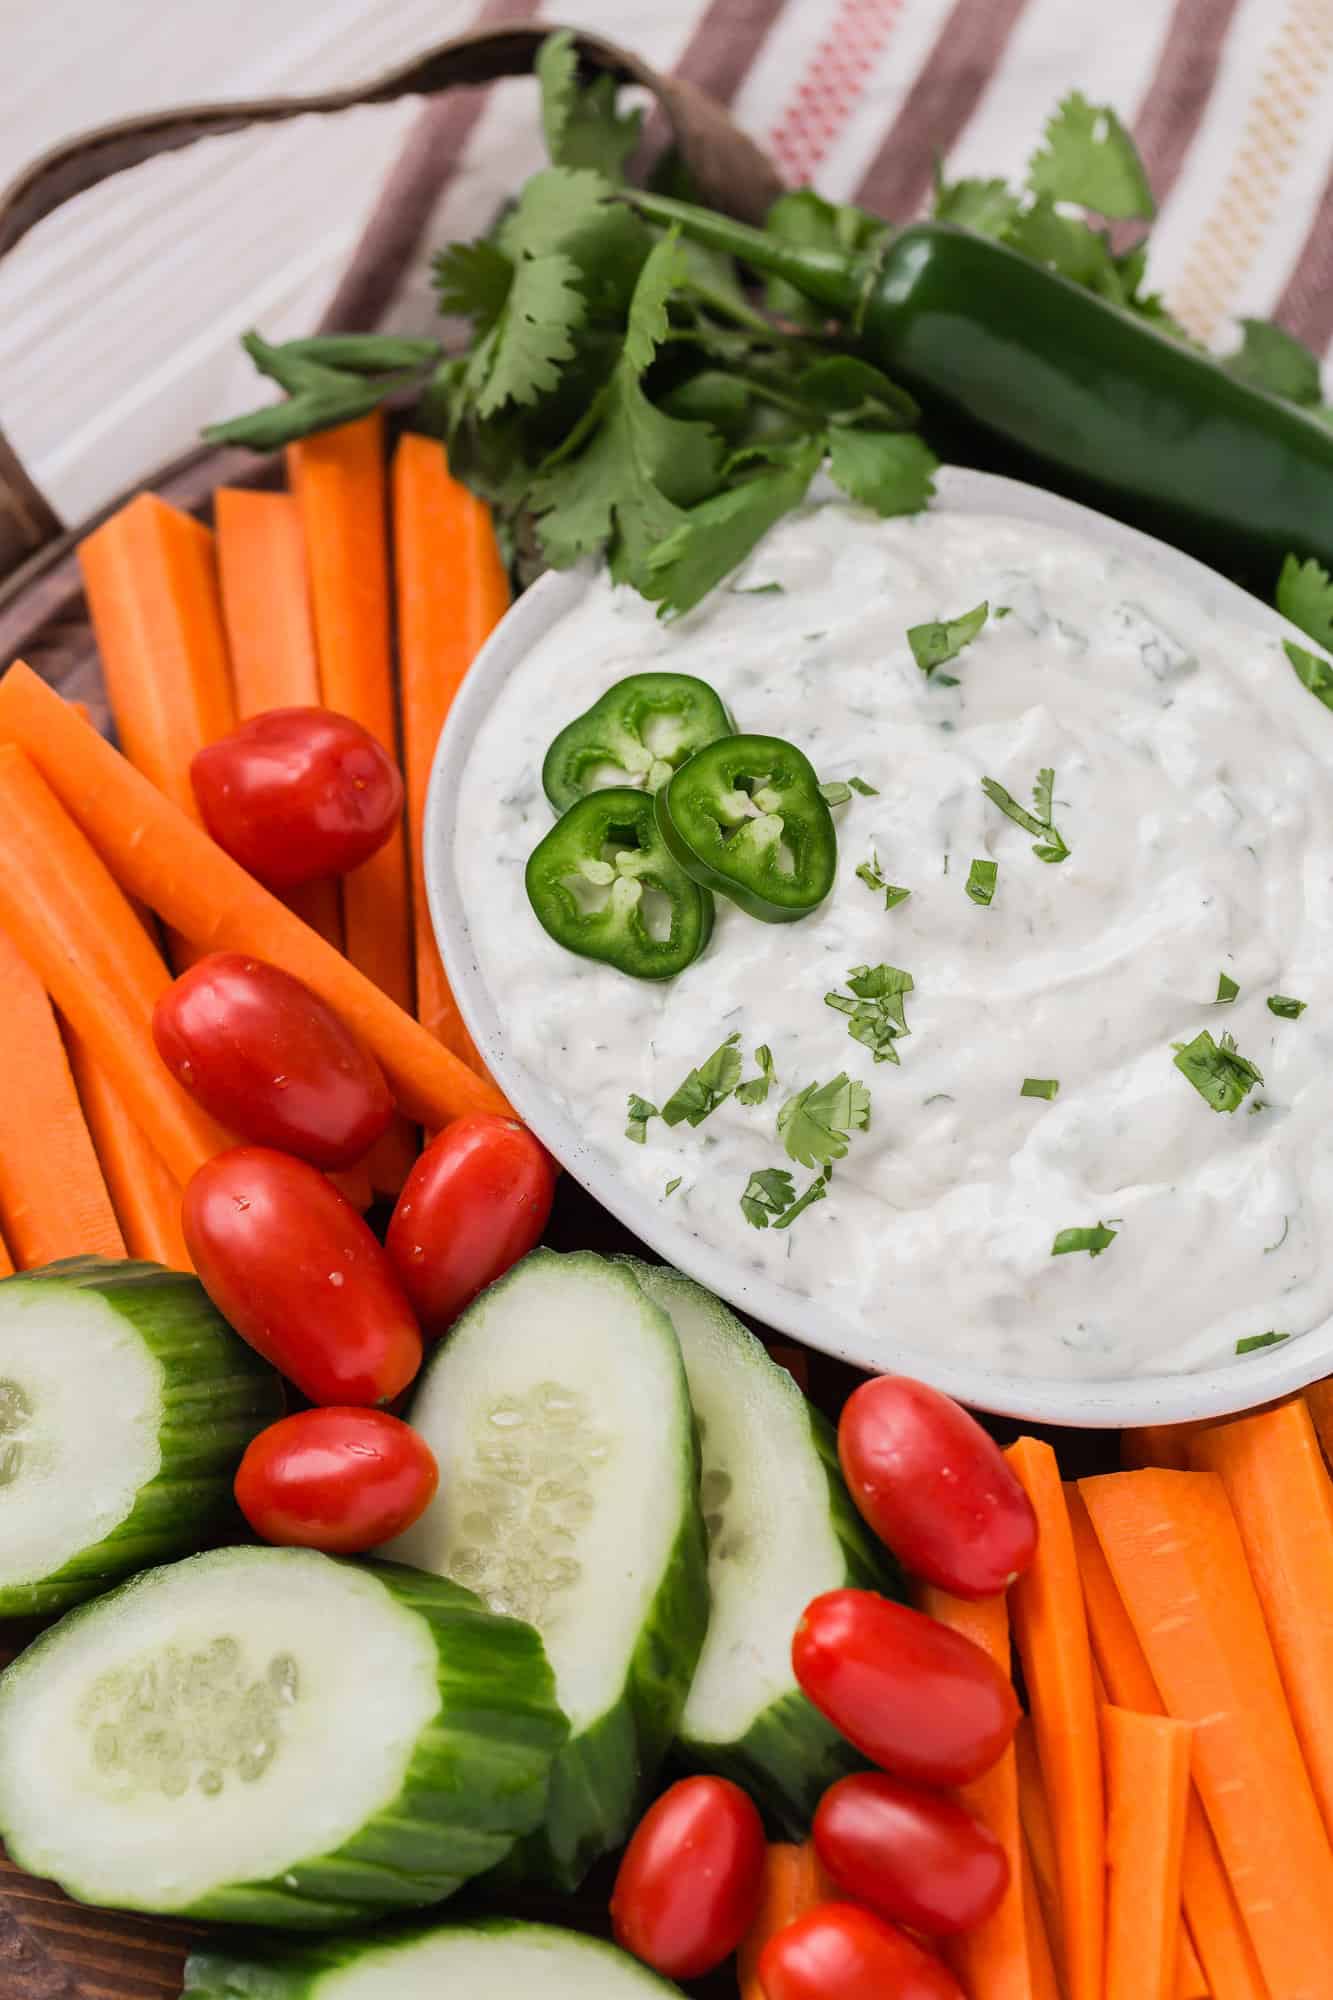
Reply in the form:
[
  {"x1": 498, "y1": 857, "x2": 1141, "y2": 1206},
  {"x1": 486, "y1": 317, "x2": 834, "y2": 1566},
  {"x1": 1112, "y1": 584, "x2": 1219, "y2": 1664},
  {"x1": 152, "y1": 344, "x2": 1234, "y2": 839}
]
[
  {"x1": 410, "y1": 1249, "x2": 710, "y2": 1896},
  {"x1": 184, "y1": 1918, "x2": 686, "y2": 1998},
  {"x1": 0, "y1": 1258, "x2": 283, "y2": 1617},
  {"x1": 0, "y1": 1553, "x2": 568, "y2": 1930},
  {"x1": 680, "y1": 1399, "x2": 903, "y2": 1836}
]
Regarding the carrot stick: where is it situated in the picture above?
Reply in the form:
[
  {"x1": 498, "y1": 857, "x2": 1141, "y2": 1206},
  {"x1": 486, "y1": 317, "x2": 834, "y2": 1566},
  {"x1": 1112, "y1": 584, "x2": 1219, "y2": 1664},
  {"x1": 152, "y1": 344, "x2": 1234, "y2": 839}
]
[
  {"x1": 0, "y1": 663, "x2": 510, "y2": 1130},
  {"x1": 0, "y1": 1228, "x2": 12, "y2": 1278},
  {"x1": 78, "y1": 492, "x2": 235, "y2": 819},
  {"x1": 1176, "y1": 1929, "x2": 1209, "y2": 2000},
  {"x1": 214, "y1": 486, "x2": 344, "y2": 954},
  {"x1": 1066, "y1": 1482, "x2": 1160, "y2": 1709},
  {"x1": 393, "y1": 432, "x2": 508, "y2": 1073},
  {"x1": 1304, "y1": 1378, "x2": 1333, "y2": 1471},
  {"x1": 1005, "y1": 1439, "x2": 1103, "y2": 2000},
  {"x1": 1102, "y1": 1706, "x2": 1193, "y2": 2000},
  {"x1": 737, "y1": 1842, "x2": 832, "y2": 1998},
  {"x1": 1019, "y1": 1832, "x2": 1062, "y2": 2000},
  {"x1": 1122, "y1": 1423, "x2": 1202, "y2": 1470},
  {"x1": 0, "y1": 743, "x2": 233, "y2": 1188},
  {"x1": 0, "y1": 930, "x2": 125, "y2": 1266},
  {"x1": 66, "y1": 1033, "x2": 190, "y2": 1269},
  {"x1": 1081, "y1": 1467, "x2": 1333, "y2": 1999},
  {"x1": 918, "y1": 1587, "x2": 1030, "y2": 2000},
  {"x1": 1188, "y1": 1398, "x2": 1333, "y2": 1845},
  {"x1": 1013, "y1": 1717, "x2": 1066, "y2": 1996}
]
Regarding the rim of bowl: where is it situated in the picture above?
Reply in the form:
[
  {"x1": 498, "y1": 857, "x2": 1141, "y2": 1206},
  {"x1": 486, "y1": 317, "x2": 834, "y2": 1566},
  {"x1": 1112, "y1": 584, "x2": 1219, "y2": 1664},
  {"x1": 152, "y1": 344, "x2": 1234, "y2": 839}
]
[{"x1": 424, "y1": 466, "x2": 1332, "y2": 1427}]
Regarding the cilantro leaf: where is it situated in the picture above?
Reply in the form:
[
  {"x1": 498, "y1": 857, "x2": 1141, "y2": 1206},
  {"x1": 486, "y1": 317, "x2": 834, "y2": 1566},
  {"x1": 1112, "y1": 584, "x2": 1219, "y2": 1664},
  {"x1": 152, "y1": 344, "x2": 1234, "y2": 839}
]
[
  {"x1": 775, "y1": 1171, "x2": 832, "y2": 1229},
  {"x1": 909, "y1": 601, "x2": 989, "y2": 676},
  {"x1": 537, "y1": 30, "x2": 642, "y2": 182},
  {"x1": 1052, "y1": 1221, "x2": 1119, "y2": 1257},
  {"x1": 980, "y1": 770, "x2": 1070, "y2": 863},
  {"x1": 641, "y1": 435, "x2": 822, "y2": 618},
  {"x1": 495, "y1": 166, "x2": 619, "y2": 264},
  {"x1": 761, "y1": 189, "x2": 886, "y2": 325},
  {"x1": 625, "y1": 1093, "x2": 659, "y2": 1143},
  {"x1": 1004, "y1": 198, "x2": 1123, "y2": 296},
  {"x1": 665, "y1": 1176, "x2": 682, "y2": 1197},
  {"x1": 736, "y1": 1045, "x2": 776, "y2": 1106},
  {"x1": 796, "y1": 356, "x2": 920, "y2": 429},
  {"x1": 825, "y1": 964, "x2": 914, "y2": 1066},
  {"x1": 966, "y1": 858, "x2": 998, "y2": 906},
  {"x1": 1215, "y1": 971, "x2": 1239, "y2": 1004},
  {"x1": 827, "y1": 429, "x2": 939, "y2": 515},
  {"x1": 1027, "y1": 93, "x2": 1155, "y2": 220},
  {"x1": 1236, "y1": 1331, "x2": 1290, "y2": 1355},
  {"x1": 661, "y1": 1033, "x2": 743, "y2": 1127},
  {"x1": 1224, "y1": 319, "x2": 1322, "y2": 405},
  {"x1": 1284, "y1": 639, "x2": 1333, "y2": 711},
  {"x1": 1268, "y1": 994, "x2": 1307, "y2": 1019},
  {"x1": 778, "y1": 1072, "x2": 872, "y2": 1167},
  {"x1": 855, "y1": 850, "x2": 911, "y2": 909},
  {"x1": 740, "y1": 1167, "x2": 795, "y2": 1228},
  {"x1": 932, "y1": 167, "x2": 1022, "y2": 237},
  {"x1": 470, "y1": 249, "x2": 586, "y2": 418},
  {"x1": 1172, "y1": 1029, "x2": 1264, "y2": 1113},
  {"x1": 434, "y1": 240, "x2": 514, "y2": 332},
  {"x1": 1021, "y1": 1078, "x2": 1059, "y2": 1100},
  {"x1": 1278, "y1": 554, "x2": 1333, "y2": 652}
]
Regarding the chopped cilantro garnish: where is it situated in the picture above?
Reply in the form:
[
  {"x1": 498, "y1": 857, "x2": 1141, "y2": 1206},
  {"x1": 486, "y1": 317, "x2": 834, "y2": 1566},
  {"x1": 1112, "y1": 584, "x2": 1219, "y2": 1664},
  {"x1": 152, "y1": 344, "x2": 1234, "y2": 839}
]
[
  {"x1": 664, "y1": 1176, "x2": 682, "y2": 1198},
  {"x1": 1021, "y1": 1078, "x2": 1060, "y2": 1100},
  {"x1": 1236, "y1": 1331, "x2": 1290, "y2": 1355},
  {"x1": 660, "y1": 1033, "x2": 743, "y2": 1127},
  {"x1": 1027, "y1": 92, "x2": 1155, "y2": 220},
  {"x1": 625, "y1": 1093, "x2": 659, "y2": 1143},
  {"x1": 966, "y1": 858, "x2": 998, "y2": 906},
  {"x1": 1172, "y1": 1029, "x2": 1264, "y2": 1113},
  {"x1": 981, "y1": 768, "x2": 1070, "y2": 863},
  {"x1": 740, "y1": 1164, "x2": 830, "y2": 1231},
  {"x1": 731, "y1": 580, "x2": 785, "y2": 595},
  {"x1": 1215, "y1": 971, "x2": 1239, "y2": 1004},
  {"x1": 735, "y1": 1044, "x2": 776, "y2": 1106},
  {"x1": 778, "y1": 1073, "x2": 872, "y2": 1168},
  {"x1": 908, "y1": 601, "x2": 989, "y2": 677},
  {"x1": 1268, "y1": 994, "x2": 1307, "y2": 1019},
  {"x1": 855, "y1": 849, "x2": 911, "y2": 909},
  {"x1": 825, "y1": 964, "x2": 914, "y2": 1066},
  {"x1": 1052, "y1": 1222, "x2": 1118, "y2": 1258},
  {"x1": 848, "y1": 776, "x2": 879, "y2": 795}
]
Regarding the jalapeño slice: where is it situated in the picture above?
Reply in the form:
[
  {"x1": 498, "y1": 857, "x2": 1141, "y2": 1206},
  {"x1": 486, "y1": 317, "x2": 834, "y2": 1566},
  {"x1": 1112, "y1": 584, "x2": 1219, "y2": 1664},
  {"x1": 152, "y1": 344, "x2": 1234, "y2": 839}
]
[
  {"x1": 525, "y1": 786, "x2": 714, "y2": 980},
  {"x1": 542, "y1": 672, "x2": 735, "y2": 814},
  {"x1": 655, "y1": 734, "x2": 837, "y2": 923}
]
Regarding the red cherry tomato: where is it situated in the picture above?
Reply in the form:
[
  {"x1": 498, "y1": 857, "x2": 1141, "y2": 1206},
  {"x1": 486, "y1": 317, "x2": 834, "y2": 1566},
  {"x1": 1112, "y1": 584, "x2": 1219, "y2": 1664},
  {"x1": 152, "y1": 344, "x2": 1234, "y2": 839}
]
[
  {"x1": 813, "y1": 1772, "x2": 1009, "y2": 1935},
  {"x1": 183, "y1": 1147, "x2": 422, "y2": 1405},
  {"x1": 792, "y1": 1591, "x2": 1019, "y2": 1787},
  {"x1": 191, "y1": 707, "x2": 404, "y2": 889},
  {"x1": 610, "y1": 1776, "x2": 766, "y2": 1981},
  {"x1": 838, "y1": 1376, "x2": 1038, "y2": 1598},
  {"x1": 234, "y1": 1408, "x2": 438, "y2": 1554},
  {"x1": 153, "y1": 953, "x2": 393, "y2": 1170},
  {"x1": 758, "y1": 1903, "x2": 965, "y2": 2000},
  {"x1": 386, "y1": 1116, "x2": 557, "y2": 1335}
]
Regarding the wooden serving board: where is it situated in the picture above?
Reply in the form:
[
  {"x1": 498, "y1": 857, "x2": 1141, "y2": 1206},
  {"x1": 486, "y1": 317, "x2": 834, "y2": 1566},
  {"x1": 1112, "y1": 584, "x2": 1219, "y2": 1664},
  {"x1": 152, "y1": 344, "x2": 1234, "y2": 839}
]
[{"x1": 0, "y1": 1169, "x2": 1119, "y2": 2000}]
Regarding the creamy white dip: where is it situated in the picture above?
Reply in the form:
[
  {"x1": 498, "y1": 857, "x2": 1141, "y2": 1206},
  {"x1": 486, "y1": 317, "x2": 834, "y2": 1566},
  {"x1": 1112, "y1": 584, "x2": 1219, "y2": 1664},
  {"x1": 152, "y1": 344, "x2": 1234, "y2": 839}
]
[{"x1": 454, "y1": 499, "x2": 1333, "y2": 1380}]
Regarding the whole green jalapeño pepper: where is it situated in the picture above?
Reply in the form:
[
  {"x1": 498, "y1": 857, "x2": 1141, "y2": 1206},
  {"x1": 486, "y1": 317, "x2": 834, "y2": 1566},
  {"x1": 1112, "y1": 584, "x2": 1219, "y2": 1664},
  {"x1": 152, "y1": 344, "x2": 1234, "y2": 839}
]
[
  {"x1": 630, "y1": 193, "x2": 1333, "y2": 590},
  {"x1": 542, "y1": 672, "x2": 735, "y2": 813},
  {"x1": 526, "y1": 786, "x2": 713, "y2": 979},
  {"x1": 656, "y1": 733, "x2": 837, "y2": 923}
]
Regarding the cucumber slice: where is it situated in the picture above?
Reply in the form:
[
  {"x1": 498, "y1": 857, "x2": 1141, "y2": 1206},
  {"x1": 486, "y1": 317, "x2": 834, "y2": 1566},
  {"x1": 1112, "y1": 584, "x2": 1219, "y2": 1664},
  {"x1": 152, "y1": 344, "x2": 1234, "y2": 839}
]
[
  {"x1": 386, "y1": 1249, "x2": 708, "y2": 1890},
  {"x1": 0, "y1": 1546, "x2": 566, "y2": 1927},
  {"x1": 185, "y1": 1919, "x2": 684, "y2": 1998},
  {"x1": 0, "y1": 1257, "x2": 282, "y2": 1616},
  {"x1": 627, "y1": 1261, "x2": 903, "y2": 1834}
]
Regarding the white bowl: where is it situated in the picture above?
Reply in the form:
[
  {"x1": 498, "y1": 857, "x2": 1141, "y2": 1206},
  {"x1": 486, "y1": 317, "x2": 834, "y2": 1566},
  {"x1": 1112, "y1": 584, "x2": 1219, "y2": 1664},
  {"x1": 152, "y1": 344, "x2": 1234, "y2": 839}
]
[{"x1": 425, "y1": 467, "x2": 1331, "y2": 1428}]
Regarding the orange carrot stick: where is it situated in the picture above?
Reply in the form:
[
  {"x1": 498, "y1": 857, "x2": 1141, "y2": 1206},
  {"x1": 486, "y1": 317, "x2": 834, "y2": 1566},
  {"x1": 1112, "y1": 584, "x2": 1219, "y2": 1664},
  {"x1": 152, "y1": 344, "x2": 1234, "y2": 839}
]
[
  {"x1": 0, "y1": 663, "x2": 509, "y2": 1130},
  {"x1": 78, "y1": 492, "x2": 235, "y2": 819},
  {"x1": 393, "y1": 432, "x2": 508, "y2": 1072},
  {"x1": 0, "y1": 743, "x2": 233, "y2": 1188},
  {"x1": 1102, "y1": 1706, "x2": 1193, "y2": 2000},
  {"x1": 1019, "y1": 1832, "x2": 1062, "y2": 2000},
  {"x1": 0, "y1": 1228, "x2": 11, "y2": 1278},
  {"x1": 66, "y1": 1033, "x2": 190, "y2": 1270},
  {"x1": 289, "y1": 416, "x2": 412, "y2": 1004},
  {"x1": 738, "y1": 1843, "x2": 833, "y2": 1999},
  {"x1": 214, "y1": 486, "x2": 343, "y2": 953},
  {"x1": 0, "y1": 930, "x2": 125, "y2": 1266},
  {"x1": 1176, "y1": 1930, "x2": 1209, "y2": 2000},
  {"x1": 1013, "y1": 1717, "x2": 1066, "y2": 1995},
  {"x1": 917, "y1": 1586, "x2": 1030, "y2": 2000},
  {"x1": 1306, "y1": 1379, "x2": 1333, "y2": 1468},
  {"x1": 1066, "y1": 1483, "x2": 1260, "y2": 2000},
  {"x1": 1006, "y1": 1439, "x2": 1103, "y2": 2000},
  {"x1": 1188, "y1": 1398, "x2": 1333, "y2": 1845},
  {"x1": 1081, "y1": 1467, "x2": 1333, "y2": 2000}
]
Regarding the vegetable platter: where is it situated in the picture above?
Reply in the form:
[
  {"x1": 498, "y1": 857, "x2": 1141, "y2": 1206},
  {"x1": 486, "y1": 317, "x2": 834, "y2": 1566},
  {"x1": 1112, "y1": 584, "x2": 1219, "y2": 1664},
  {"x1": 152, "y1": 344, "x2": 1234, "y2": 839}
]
[{"x1": 5, "y1": 23, "x2": 1333, "y2": 2000}]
